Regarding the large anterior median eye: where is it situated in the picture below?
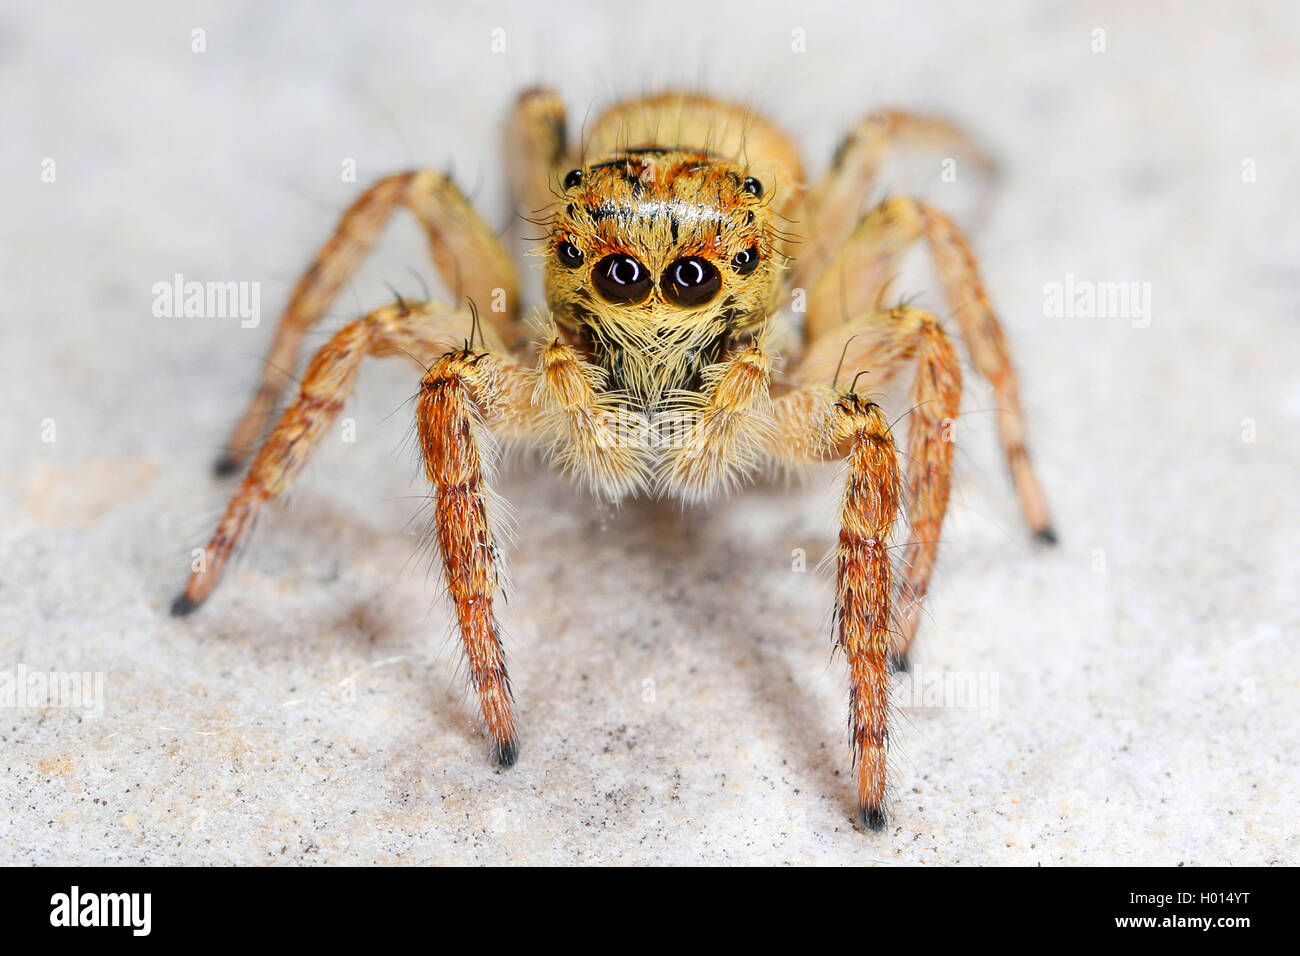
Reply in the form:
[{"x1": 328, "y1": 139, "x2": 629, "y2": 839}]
[
  {"x1": 662, "y1": 256, "x2": 721, "y2": 307},
  {"x1": 593, "y1": 253, "x2": 652, "y2": 303}
]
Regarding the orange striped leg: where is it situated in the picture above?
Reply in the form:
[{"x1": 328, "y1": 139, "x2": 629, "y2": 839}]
[
  {"x1": 894, "y1": 313, "x2": 962, "y2": 666},
  {"x1": 805, "y1": 196, "x2": 1054, "y2": 541},
  {"x1": 174, "y1": 302, "x2": 490, "y2": 614},
  {"x1": 794, "y1": 306, "x2": 961, "y2": 668},
  {"x1": 771, "y1": 388, "x2": 902, "y2": 829},
  {"x1": 795, "y1": 307, "x2": 963, "y2": 668},
  {"x1": 217, "y1": 169, "x2": 519, "y2": 475},
  {"x1": 836, "y1": 398, "x2": 901, "y2": 831},
  {"x1": 795, "y1": 109, "x2": 996, "y2": 293},
  {"x1": 416, "y1": 349, "x2": 524, "y2": 766},
  {"x1": 925, "y1": 203, "x2": 1053, "y2": 541}
]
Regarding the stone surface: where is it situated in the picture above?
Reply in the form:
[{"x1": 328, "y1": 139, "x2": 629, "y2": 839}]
[{"x1": 1, "y1": 1, "x2": 1296, "y2": 864}]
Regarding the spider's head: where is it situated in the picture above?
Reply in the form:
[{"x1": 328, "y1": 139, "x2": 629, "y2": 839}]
[{"x1": 542, "y1": 150, "x2": 784, "y2": 404}]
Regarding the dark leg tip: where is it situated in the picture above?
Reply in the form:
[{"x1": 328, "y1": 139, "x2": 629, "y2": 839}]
[
  {"x1": 859, "y1": 804, "x2": 888, "y2": 832},
  {"x1": 213, "y1": 455, "x2": 242, "y2": 478},
  {"x1": 170, "y1": 593, "x2": 200, "y2": 617},
  {"x1": 493, "y1": 738, "x2": 519, "y2": 768},
  {"x1": 891, "y1": 652, "x2": 910, "y2": 674},
  {"x1": 1034, "y1": 526, "x2": 1059, "y2": 546}
]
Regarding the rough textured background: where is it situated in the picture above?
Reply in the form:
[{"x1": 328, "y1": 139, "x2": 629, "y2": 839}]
[{"x1": 2, "y1": 1, "x2": 1296, "y2": 865}]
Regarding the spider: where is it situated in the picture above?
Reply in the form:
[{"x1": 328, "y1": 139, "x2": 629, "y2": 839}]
[{"x1": 172, "y1": 89, "x2": 1054, "y2": 831}]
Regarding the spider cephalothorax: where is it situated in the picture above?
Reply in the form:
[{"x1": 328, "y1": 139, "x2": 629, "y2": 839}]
[
  {"x1": 174, "y1": 89, "x2": 1054, "y2": 832},
  {"x1": 545, "y1": 149, "x2": 785, "y2": 404}
]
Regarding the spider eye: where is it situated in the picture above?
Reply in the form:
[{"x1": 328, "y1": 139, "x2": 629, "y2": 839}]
[
  {"x1": 592, "y1": 253, "x2": 652, "y2": 303},
  {"x1": 663, "y1": 256, "x2": 721, "y2": 307},
  {"x1": 563, "y1": 169, "x2": 583, "y2": 190},
  {"x1": 731, "y1": 245, "x2": 760, "y2": 276},
  {"x1": 742, "y1": 176, "x2": 763, "y2": 198},
  {"x1": 556, "y1": 240, "x2": 584, "y2": 268}
]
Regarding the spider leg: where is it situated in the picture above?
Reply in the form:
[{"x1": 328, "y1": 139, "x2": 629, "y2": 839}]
[
  {"x1": 804, "y1": 196, "x2": 1054, "y2": 541},
  {"x1": 769, "y1": 386, "x2": 902, "y2": 830},
  {"x1": 216, "y1": 170, "x2": 520, "y2": 474},
  {"x1": 793, "y1": 306, "x2": 962, "y2": 670},
  {"x1": 507, "y1": 87, "x2": 571, "y2": 237},
  {"x1": 794, "y1": 109, "x2": 995, "y2": 291},
  {"x1": 416, "y1": 348, "x2": 530, "y2": 766},
  {"x1": 173, "y1": 302, "x2": 513, "y2": 613}
]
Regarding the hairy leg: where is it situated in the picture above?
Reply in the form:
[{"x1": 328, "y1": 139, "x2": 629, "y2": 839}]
[
  {"x1": 416, "y1": 348, "x2": 533, "y2": 766},
  {"x1": 795, "y1": 306, "x2": 962, "y2": 668},
  {"x1": 174, "y1": 302, "x2": 505, "y2": 613},
  {"x1": 506, "y1": 87, "x2": 570, "y2": 233},
  {"x1": 804, "y1": 196, "x2": 1053, "y2": 540},
  {"x1": 794, "y1": 109, "x2": 995, "y2": 292},
  {"x1": 217, "y1": 170, "x2": 519, "y2": 473},
  {"x1": 769, "y1": 386, "x2": 902, "y2": 829}
]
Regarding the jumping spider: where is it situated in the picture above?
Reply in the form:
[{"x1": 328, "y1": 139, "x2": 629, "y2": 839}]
[{"x1": 173, "y1": 90, "x2": 1054, "y2": 831}]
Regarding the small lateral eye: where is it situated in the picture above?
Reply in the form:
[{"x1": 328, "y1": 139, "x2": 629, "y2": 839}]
[
  {"x1": 556, "y1": 240, "x2": 584, "y2": 268},
  {"x1": 731, "y1": 245, "x2": 760, "y2": 276},
  {"x1": 663, "y1": 256, "x2": 722, "y2": 307},
  {"x1": 742, "y1": 176, "x2": 763, "y2": 198},
  {"x1": 563, "y1": 169, "x2": 583, "y2": 190},
  {"x1": 593, "y1": 253, "x2": 652, "y2": 303}
]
